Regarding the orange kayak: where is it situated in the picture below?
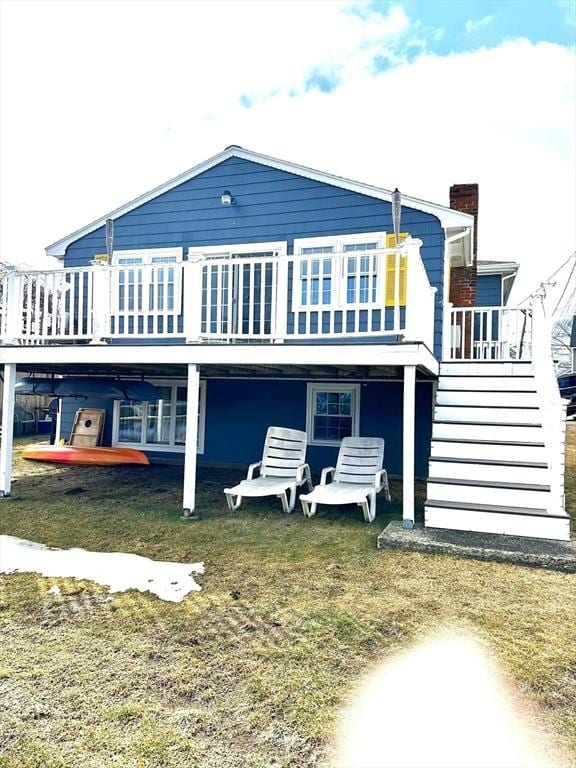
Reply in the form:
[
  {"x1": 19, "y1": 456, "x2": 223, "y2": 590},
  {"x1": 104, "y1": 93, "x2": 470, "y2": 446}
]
[{"x1": 22, "y1": 446, "x2": 150, "y2": 466}]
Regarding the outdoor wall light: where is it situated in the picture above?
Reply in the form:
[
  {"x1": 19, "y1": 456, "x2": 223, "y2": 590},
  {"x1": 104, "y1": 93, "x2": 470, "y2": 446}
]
[{"x1": 220, "y1": 191, "x2": 235, "y2": 206}]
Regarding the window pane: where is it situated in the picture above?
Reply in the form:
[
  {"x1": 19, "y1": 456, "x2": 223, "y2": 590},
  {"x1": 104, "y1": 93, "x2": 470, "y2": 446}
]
[
  {"x1": 310, "y1": 278, "x2": 319, "y2": 305},
  {"x1": 301, "y1": 246, "x2": 334, "y2": 255},
  {"x1": 118, "y1": 400, "x2": 143, "y2": 443},
  {"x1": 174, "y1": 386, "x2": 188, "y2": 445},
  {"x1": 347, "y1": 276, "x2": 356, "y2": 304},
  {"x1": 312, "y1": 389, "x2": 355, "y2": 442},
  {"x1": 151, "y1": 256, "x2": 177, "y2": 263},
  {"x1": 343, "y1": 242, "x2": 378, "y2": 252},
  {"x1": 146, "y1": 386, "x2": 172, "y2": 445}
]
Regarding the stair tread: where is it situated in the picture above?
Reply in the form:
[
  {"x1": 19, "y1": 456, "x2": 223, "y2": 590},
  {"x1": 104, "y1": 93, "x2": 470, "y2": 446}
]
[
  {"x1": 428, "y1": 477, "x2": 551, "y2": 491},
  {"x1": 430, "y1": 457, "x2": 548, "y2": 468},
  {"x1": 424, "y1": 500, "x2": 568, "y2": 520},
  {"x1": 437, "y1": 389, "x2": 538, "y2": 393},
  {"x1": 438, "y1": 374, "x2": 534, "y2": 379},
  {"x1": 434, "y1": 420, "x2": 542, "y2": 427},
  {"x1": 436, "y1": 404, "x2": 539, "y2": 410},
  {"x1": 432, "y1": 437, "x2": 546, "y2": 447}
]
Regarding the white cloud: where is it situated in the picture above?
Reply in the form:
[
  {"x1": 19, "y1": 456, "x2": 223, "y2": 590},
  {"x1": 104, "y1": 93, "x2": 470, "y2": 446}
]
[
  {"x1": 0, "y1": 1, "x2": 574, "y2": 303},
  {"x1": 465, "y1": 15, "x2": 495, "y2": 34}
]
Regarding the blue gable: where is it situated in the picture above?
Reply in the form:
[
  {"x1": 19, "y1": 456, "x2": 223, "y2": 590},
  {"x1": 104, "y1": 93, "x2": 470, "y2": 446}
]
[{"x1": 64, "y1": 156, "x2": 445, "y2": 355}]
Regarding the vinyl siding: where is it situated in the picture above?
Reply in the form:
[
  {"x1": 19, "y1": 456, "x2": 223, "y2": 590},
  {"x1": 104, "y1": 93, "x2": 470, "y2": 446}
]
[
  {"x1": 59, "y1": 377, "x2": 434, "y2": 476},
  {"x1": 476, "y1": 274, "x2": 502, "y2": 307}
]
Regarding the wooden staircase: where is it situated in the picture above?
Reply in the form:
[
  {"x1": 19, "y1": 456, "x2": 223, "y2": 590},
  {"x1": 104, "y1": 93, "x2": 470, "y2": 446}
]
[{"x1": 425, "y1": 360, "x2": 570, "y2": 541}]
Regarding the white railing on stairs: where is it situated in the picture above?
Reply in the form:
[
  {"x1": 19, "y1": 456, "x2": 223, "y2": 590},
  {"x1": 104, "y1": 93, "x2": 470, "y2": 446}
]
[{"x1": 447, "y1": 306, "x2": 533, "y2": 361}]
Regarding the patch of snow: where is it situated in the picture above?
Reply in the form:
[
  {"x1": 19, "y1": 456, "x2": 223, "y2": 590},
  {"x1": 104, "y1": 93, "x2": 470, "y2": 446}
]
[
  {"x1": 47, "y1": 584, "x2": 61, "y2": 595},
  {"x1": 0, "y1": 535, "x2": 204, "y2": 603}
]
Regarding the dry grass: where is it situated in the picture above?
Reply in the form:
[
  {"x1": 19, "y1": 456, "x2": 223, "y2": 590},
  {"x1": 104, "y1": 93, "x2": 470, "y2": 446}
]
[{"x1": 0, "y1": 426, "x2": 575, "y2": 767}]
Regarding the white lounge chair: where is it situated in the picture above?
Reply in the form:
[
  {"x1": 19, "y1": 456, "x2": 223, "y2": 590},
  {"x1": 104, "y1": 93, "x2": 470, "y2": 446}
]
[
  {"x1": 300, "y1": 437, "x2": 390, "y2": 523},
  {"x1": 224, "y1": 426, "x2": 312, "y2": 514}
]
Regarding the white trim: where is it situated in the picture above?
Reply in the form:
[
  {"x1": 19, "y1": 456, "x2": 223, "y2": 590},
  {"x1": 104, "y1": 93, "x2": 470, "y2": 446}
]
[
  {"x1": 111, "y1": 378, "x2": 206, "y2": 454},
  {"x1": 183, "y1": 363, "x2": 200, "y2": 515},
  {"x1": 188, "y1": 241, "x2": 287, "y2": 259},
  {"x1": 477, "y1": 261, "x2": 519, "y2": 276},
  {"x1": 55, "y1": 398, "x2": 62, "y2": 444},
  {"x1": 112, "y1": 247, "x2": 183, "y2": 266},
  {"x1": 306, "y1": 382, "x2": 361, "y2": 446},
  {"x1": 0, "y1": 342, "x2": 440, "y2": 376},
  {"x1": 0, "y1": 363, "x2": 16, "y2": 496},
  {"x1": 402, "y1": 364, "x2": 416, "y2": 528},
  {"x1": 46, "y1": 146, "x2": 473, "y2": 258},
  {"x1": 294, "y1": 232, "x2": 387, "y2": 252}
]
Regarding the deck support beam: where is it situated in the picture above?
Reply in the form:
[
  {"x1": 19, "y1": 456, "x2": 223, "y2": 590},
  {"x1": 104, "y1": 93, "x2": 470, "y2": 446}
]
[
  {"x1": 182, "y1": 363, "x2": 200, "y2": 519},
  {"x1": 0, "y1": 363, "x2": 16, "y2": 497},
  {"x1": 402, "y1": 364, "x2": 416, "y2": 529}
]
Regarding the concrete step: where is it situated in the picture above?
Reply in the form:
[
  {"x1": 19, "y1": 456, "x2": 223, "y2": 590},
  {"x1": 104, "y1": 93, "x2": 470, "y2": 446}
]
[
  {"x1": 425, "y1": 500, "x2": 570, "y2": 541},
  {"x1": 434, "y1": 405, "x2": 541, "y2": 424},
  {"x1": 429, "y1": 459, "x2": 549, "y2": 484},
  {"x1": 426, "y1": 477, "x2": 553, "y2": 509},
  {"x1": 432, "y1": 421, "x2": 544, "y2": 443},
  {"x1": 430, "y1": 438, "x2": 548, "y2": 463},
  {"x1": 438, "y1": 375, "x2": 536, "y2": 392},
  {"x1": 436, "y1": 390, "x2": 539, "y2": 407}
]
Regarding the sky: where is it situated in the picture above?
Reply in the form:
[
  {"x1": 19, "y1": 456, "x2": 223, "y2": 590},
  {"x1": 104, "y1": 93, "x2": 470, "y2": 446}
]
[{"x1": 0, "y1": 0, "x2": 574, "y2": 303}]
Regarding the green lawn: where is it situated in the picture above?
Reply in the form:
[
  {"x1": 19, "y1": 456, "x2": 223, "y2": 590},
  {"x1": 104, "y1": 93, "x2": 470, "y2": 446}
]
[{"x1": 1, "y1": 426, "x2": 575, "y2": 767}]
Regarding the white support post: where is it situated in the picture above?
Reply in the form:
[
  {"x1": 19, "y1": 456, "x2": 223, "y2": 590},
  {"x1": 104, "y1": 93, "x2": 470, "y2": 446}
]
[
  {"x1": 442, "y1": 301, "x2": 453, "y2": 360},
  {"x1": 184, "y1": 259, "x2": 203, "y2": 343},
  {"x1": 273, "y1": 257, "x2": 289, "y2": 343},
  {"x1": 402, "y1": 364, "x2": 416, "y2": 529},
  {"x1": 182, "y1": 363, "x2": 200, "y2": 519},
  {"x1": 3, "y1": 269, "x2": 21, "y2": 344},
  {"x1": 0, "y1": 363, "x2": 16, "y2": 497},
  {"x1": 90, "y1": 263, "x2": 111, "y2": 344}
]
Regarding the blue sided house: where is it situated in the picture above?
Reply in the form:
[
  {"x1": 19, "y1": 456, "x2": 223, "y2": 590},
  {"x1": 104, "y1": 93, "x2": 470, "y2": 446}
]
[{"x1": 0, "y1": 147, "x2": 570, "y2": 540}]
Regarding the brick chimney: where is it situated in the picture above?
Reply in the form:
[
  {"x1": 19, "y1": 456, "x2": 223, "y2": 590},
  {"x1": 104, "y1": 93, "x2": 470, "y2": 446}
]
[{"x1": 448, "y1": 183, "x2": 478, "y2": 307}]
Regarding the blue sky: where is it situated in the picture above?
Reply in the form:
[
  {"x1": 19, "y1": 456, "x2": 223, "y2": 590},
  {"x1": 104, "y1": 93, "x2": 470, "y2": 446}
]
[
  {"x1": 375, "y1": 0, "x2": 575, "y2": 51},
  {"x1": 0, "y1": 0, "x2": 574, "y2": 301}
]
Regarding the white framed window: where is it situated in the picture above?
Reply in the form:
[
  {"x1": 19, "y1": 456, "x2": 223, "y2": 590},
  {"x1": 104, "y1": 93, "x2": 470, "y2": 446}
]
[
  {"x1": 112, "y1": 247, "x2": 184, "y2": 266},
  {"x1": 187, "y1": 241, "x2": 287, "y2": 260},
  {"x1": 306, "y1": 383, "x2": 360, "y2": 446},
  {"x1": 112, "y1": 379, "x2": 206, "y2": 454},
  {"x1": 293, "y1": 233, "x2": 386, "y2": 312},
  {"x1": 111, "y1": 248, "x2": 184, "y2": 315}
]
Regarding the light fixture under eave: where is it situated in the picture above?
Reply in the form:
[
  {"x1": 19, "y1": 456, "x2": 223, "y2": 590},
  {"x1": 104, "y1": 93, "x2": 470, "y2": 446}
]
[{"x1": 220, "y1": 191, "x2": 235, "y2": 206}]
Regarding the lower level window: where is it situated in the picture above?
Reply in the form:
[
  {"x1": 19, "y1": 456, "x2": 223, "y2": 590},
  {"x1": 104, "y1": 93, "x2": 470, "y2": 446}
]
[
  {"x1": 306, "y1": 383, "x2": 360, "y2": 445},
  {"x1": 114, "y1": 380, "x2": 206, "y2": 453}
]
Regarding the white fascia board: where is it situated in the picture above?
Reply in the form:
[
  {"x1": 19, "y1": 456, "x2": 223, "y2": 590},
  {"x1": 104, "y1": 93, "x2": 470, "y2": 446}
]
[
  {"x1": 46, "y1": 146, "x2": 473, "y2": 258},
  {"x1": 477, "y1": 261, "x2": 519, "y2": 276},
  {"x1": 0, "y1": 342, "x2": 439, "y2": 376}
]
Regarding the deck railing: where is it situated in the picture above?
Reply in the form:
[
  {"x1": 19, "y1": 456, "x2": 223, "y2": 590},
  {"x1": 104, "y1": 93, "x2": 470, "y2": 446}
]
[
  {"x1": 0, "y1": 237, "x2": 437, "y2": 346},
  {"x1": 447, "y1": 305, "x2": 533, "y2": 361}
]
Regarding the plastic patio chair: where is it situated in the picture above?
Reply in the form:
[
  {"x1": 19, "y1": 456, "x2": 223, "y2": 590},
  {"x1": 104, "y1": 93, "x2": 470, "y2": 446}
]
[
  {"x1": 300, "y1": 437, "x2": 390, "y2": 523},
  {"x1": 224, "y1": 426, "x2": 312, "y2": 514}
]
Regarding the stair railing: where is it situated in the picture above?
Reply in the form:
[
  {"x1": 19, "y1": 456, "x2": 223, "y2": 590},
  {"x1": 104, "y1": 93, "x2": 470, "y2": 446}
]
[{"x1": 531, "y1": 289, "x2": 567, "y2": 512}]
